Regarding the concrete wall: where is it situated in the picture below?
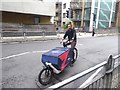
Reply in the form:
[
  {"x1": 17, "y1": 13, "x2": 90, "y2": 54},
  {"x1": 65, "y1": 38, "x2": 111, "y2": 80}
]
[
  {"x1": 1, "y1": 0, "x2": 55, "y2": 16},
  {"x1": 2, "y1": 11, "x2": 51, "y2": 24}
]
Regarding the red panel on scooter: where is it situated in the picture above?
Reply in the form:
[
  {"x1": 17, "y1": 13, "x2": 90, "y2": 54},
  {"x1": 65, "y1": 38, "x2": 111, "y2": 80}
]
[{"x1": 59, "y1": 50, "x2": 69, "y2": 71}]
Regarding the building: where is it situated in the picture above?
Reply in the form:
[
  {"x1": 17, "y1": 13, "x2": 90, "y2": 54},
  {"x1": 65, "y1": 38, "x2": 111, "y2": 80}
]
[
  {"x1": 54, "y1": 0, "x2": 71, "y2": 30},
  {"x1": 54, "y1": 1, "x2": 62, "y2": 28},
  {"x1": 61, "y1": 0, "x2": 71, "y2": 27},
  {"x1": 116, "y1": 1, "x2": 120, "y2": 28},
  {"x1": 1, "y1": 0, "x2": 55, "y2": 25},
  {"x1": 70, "y1": 0, "x2": 83, "y2": 29},
  {"x1": 70, "y1": 0, "x2": 116, "y2": 32}
]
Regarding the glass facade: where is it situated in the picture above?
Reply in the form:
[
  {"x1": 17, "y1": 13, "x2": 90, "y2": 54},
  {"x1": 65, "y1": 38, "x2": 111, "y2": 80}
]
[
  {"x1": 95, "y1": 0, "x2": 98, "y2": 7},
  {"x1": 113, "y1": 2, "x2": 116, "y2": 11},
  {"x1": 75, "y1": 11, "x2": 82, "y2": 20},
  {"x1": 99, "y1": 10, "x2": 111, "y2": 21},
  {"x1": 100, "y1": 0, "x2": 112, "y2": 11},
  {"x1": 112, "y1": 12, "x2": 115, "y2": 22},
  {"x1": 84, "y1": 8, "x2": 91, "y2": 20},
  {"x1": 98, "y1": 21, "x2": 109, "y2": 28},
  {"x1": 94, "y1": 8, "x2": 97, "y2": 15},
  {"x1": 96, "y1": 0, "x2": 116, "y2": 28},
  {"x1": 71, "y1": 0, "x2": 116, "y2": 31}
]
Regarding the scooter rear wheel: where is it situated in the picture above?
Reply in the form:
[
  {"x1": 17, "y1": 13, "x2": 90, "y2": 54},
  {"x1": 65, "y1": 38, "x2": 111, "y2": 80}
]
[
  {"x1": 72, "y1": 48, "x2": 78, "y2": 63},
  {"x1": 38, "y1": 67, "x2": 53, "y2": 85}
]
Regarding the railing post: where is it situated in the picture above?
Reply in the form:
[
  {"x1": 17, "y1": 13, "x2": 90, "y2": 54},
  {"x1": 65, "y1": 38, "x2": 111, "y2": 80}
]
[
  {"x1": 42, "y1": 30, "x2": 45, "y2": 40},
  {"x1": 56, "y1": 28, "x2": 60, "y2": 39},
  {"x1": 105, "y1": 55, "x2": 114, "y2": 88},
  {"x1": 23, "y1": 25, "x2": 27, "y2": 41},
  {"x1": 0, "y1": 23, "x2": 3, "y2": 41},
  {"x1": 0, "y1": 31, "x2": 2, "y2": 41},
  {"x1": 23, "y1": 31, "x2": 26, "y2": 41}
]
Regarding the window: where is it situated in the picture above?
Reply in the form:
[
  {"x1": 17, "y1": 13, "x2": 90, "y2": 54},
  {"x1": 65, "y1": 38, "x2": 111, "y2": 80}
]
[
  {"x1": 34, "y1": 17, "x2": 40, "y2": 24},
  {"x1": 100, "y1": 1, "x2": 112, "y2": 11},
  {"x1": 99, "y1": 10, "x2": 110, "y2": 21},
  {"x1": 63, "y1": 22, "x2": 65, "y2": 25},
  {"x1": 56, "y1": 13, "x2": 58, "y2": 17},
  {"x1": 56, "y1": 4, "x2": 58, "y2": 9},
  {"x1": 98, "y1": 21, "x2": 109, "y2": 28},
  {"x1": 63, "y1": 3, "x2": 66, "y2": 9},
  {"x1": 63, "y1": 13, "x2": 66, "y2": 18}
]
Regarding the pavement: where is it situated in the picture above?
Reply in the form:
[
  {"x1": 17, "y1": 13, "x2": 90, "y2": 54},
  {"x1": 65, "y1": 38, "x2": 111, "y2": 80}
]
[{"x1": 0, "y1": 32, "x2": 117, "y2": 43}]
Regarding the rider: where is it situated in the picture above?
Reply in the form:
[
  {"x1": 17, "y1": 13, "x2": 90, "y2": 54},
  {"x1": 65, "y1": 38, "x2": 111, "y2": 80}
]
[{"x1": 61, "y1": 24, "x2": 77, "y2": 64}]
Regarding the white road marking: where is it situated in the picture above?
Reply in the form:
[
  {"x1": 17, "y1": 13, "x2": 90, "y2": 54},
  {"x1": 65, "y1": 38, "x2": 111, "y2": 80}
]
[
  {"x1": 0, "y1": 52, "x2": 30, "y2": 60},
  {"x1": 0, "y1": 50, "x2": 49, "y2": 60},
  {"x1": 79, "y1": 67, "x2": 103, "y2": 88}
]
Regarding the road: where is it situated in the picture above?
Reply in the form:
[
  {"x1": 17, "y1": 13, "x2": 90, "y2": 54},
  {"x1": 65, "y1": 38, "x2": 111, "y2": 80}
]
[{"x1": 1, "y1": 35, "x2": 118, "y2": 88}]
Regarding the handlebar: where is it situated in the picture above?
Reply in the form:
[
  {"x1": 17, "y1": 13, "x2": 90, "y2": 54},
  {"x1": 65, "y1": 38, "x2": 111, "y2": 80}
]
[
  {"x1": 60, "y1": 39, "x2": 68, "y2": 44},
  {"x1": 60, "y1": 39, "x2": 73, "y2": 44}
]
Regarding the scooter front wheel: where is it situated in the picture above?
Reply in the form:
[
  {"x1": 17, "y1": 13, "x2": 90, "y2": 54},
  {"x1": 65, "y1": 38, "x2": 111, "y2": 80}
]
[{"x1": 38, "y1": 67, "x2": 53, "y2": 85}]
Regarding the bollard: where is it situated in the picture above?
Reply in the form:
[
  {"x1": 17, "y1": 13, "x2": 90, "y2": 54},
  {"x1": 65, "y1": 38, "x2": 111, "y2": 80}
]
[
  {"x1": 42, "y1": 30, "x2": 45, "y2": 40},
  {"x1": 23, "y1": 32, "x2": 26, "y2": 41},
  {"x1": 0, "y1": 32, "x2": 2, "y2": 41},
  {"x1": 22, "y1": 25, "x2": 27, "y2": 41},
  {"x1": 23, "y1": 28, "x2": 27, "y2": 41},
  {"x1": 105, "y1": 55, "x2": 114, "y2": 88}
]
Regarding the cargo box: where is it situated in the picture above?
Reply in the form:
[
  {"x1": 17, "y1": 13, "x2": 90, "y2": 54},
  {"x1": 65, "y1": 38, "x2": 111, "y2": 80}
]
[{"x1": 42, "y1": 47, "x2": 70, "y2": 70}]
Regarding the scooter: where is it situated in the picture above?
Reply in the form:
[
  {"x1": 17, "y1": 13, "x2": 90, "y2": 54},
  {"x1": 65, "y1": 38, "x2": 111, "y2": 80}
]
[{"x1": 38, "y1": 40, "x2": 78, "y2": 85}]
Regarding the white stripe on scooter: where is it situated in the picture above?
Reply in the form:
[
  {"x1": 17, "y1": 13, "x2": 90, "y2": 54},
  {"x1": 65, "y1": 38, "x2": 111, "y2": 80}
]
[
  {"x1": 32, "y1": 50, "x2": 49, "y2": 53},
  {"x1": 0, "y1": 50, "x2": 49, "y2": 60},
  {"x1": 79, "y1": 67, "x2": 103, "y2": 88}
]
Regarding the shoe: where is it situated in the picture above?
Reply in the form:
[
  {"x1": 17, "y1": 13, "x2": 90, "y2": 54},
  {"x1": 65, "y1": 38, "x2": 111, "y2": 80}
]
[
  {"x1": 72, "y1": 60, "x2": 75, "y2": 64},
  {"x1": 70, "y1": 63, "x2": 73, "y2": 67}
]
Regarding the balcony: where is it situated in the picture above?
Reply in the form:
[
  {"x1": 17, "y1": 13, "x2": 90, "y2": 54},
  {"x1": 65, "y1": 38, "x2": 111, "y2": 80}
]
[
  {"x1": 84, "y1": 2, "x2": 92, "y2": 8},
  {"x1": 70, "y1": 2, "x2": 91, "y2": 10},
  {"x1": 70, "y1": 2, "x2": 82, "y2": 10},
  {"x1": 72, "y1": 15, "x2": 82, "y2": 21}
]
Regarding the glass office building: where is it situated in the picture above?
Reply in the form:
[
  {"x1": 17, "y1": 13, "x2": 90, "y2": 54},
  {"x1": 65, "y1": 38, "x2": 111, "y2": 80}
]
[{"x1": 71, "y1": 0, "x2": 116, "y2": 32}]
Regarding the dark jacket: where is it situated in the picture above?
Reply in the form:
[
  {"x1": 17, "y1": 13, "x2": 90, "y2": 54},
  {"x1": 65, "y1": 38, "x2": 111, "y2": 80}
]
[{"x1": 63, "y1": 29, "x2": 76, "y2": 42}]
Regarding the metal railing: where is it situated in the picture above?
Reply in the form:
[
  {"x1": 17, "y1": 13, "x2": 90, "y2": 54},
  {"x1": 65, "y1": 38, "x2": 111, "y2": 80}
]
[
  {"x1": 48, "y1": 54, "x2": 120, "y2": 89},
  {"x1": 79, "y1": 55, "x2": 120, "y2": 89},
  {"x1": 2, "y1": 23, "x2": 56, "y2": 31},
  {"x1": 1, "y1": 23, "x2": 57, "y2": 37},
  {"x1": 1, "y1": 31, "x2": 57, "y2": 37}
]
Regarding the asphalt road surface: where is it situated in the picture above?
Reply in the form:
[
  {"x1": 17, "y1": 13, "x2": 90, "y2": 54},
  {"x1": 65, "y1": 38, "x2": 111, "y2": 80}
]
[{"x1": 1, "y1": 35, "x2": 118, "y2": 88}]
